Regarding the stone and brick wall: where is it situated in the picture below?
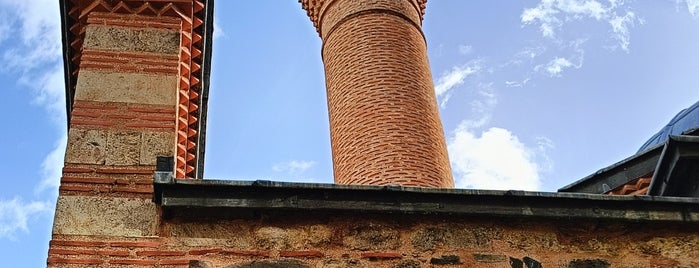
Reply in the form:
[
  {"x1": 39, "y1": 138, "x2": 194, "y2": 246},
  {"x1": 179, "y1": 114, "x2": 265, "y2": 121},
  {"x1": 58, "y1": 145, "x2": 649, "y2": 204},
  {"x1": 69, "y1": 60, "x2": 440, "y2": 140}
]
[
  {"x1": 49, "y1": 6, "x2": 179, "y2": 267},
  {"x1": 301, "y1": 0, "x2": 453, "y2": 188},
  {"x1": 49, "y1": 1, "x2": 699, "y2": 267},
  {"x1": 49, "y1": 213, "x2": 699, "y2": 267}
]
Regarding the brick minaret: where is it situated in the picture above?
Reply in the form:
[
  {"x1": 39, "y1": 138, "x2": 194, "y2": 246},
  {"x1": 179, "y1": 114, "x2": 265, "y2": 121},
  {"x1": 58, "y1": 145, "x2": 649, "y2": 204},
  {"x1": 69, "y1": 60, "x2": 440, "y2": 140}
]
[{"x1": 300, "y1": 0, "x2": 453, "y2": 187}]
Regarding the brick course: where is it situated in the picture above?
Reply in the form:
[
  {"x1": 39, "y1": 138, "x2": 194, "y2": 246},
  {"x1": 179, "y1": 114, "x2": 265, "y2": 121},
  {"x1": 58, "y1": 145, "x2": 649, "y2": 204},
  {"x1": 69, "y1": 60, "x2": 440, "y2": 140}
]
[{"x1": 47, "y1": 217, "x2": 699, "y2": 267}]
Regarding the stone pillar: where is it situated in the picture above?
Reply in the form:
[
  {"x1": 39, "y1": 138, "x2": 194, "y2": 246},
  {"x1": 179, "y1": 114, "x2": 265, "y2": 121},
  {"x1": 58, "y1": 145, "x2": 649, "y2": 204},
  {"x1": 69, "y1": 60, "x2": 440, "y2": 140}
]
[
  {"x1": 48, "y1": 8, "x2": 183, "y2": 267},
  {"x1": 300, "y1": 0, "x2": 453, "y2": 187}
]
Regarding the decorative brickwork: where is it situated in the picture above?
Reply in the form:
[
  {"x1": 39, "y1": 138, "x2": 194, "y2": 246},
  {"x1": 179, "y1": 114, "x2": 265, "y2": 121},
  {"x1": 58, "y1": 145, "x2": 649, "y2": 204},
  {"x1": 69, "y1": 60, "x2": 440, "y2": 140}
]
[
  {"x1": 63, "y1": 0, "x2": 209, "y2": 179},
  {"x1": 301, "y1": 0, "x2": 453, "y2": 187}
]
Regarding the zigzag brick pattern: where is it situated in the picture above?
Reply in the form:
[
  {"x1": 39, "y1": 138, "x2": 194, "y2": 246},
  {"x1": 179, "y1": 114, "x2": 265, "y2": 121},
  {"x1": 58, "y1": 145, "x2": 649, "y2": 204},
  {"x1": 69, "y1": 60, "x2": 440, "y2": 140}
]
[{"x1": 65, "y1": 0, "x2": 207, "y2": 179}]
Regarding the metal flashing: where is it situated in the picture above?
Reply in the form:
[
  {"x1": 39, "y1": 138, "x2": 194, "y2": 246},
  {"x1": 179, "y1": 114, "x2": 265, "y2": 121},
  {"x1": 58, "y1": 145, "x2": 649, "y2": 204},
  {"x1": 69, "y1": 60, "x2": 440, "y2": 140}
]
[
  {"x1": 154, "y1": 178, "x2": 699, "y2": 222},
  {"x1": 559, "y1": 144, "x2": 664, "y2": 194}
]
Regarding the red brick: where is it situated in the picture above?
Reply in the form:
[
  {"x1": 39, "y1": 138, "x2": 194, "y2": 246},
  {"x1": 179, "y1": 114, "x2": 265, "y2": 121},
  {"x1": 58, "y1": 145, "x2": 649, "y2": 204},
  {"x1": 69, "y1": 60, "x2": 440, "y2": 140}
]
[
  {"x1": 71, "y1": 118, "x2": 116, "y2": 127},
  {"x1": 221, "y1": 250, "x2": 270, "y2": 257},
  {"x1": 143, "y1": 67, "x2": 179, "y2": 74},
  {"x1": 280, "y1": 250, "x2": 324, "y2": 258},
  {"x1": 361, "y1": 252, "x2": 403, "y2": 259},
  {"x1": 650, "y1": 257, "x2": 680, "y2": 267},
  {"x1": 73, "y1": 101, "x2": 119, "y2": 110},
  {"x1": 134, "y1": 179, "x2": 154, "y2": 185},
  {"x1": 50, "y1": 240, "x2": 107, "y2": 248},
  {"x1": 113, "y1": 186, "x2": 154, "y2": 194},
  {"x1": 59, "y1": 185, "x2": 94, "y2": 192},
  {"x1": 97, "y1": 167, "x2": 154, "y2": 175},
  {"x1": 136, "y1": 250, "x2": 187, "y2": 256},
  {"x1": 140, "y1": 115, "x2": 175, "y2": 122},
  {"x1": 189, "y1": 248, "x2": 223, "y2": 255},
  {"x1": 61, "y1": 176, "x2": 115, "y2": 184},
  {"x1": 145, "y1": 22, "x2": 182, "y2": 30},
  {"x1": 128, "y1": 107, "x2": 176, "y2": 114},
  {"x1": 125, "y1": 122, "x2": 174, "y2": 129},
  {"x1": 62, "y1": 167, "x2": 94, "y2": 173},
  {"x1": 47, "y1": 257, "x2": 103, "y2": 265},
  {"x1": 110, "y1": 241, "x2": 161, "y2": 248},
  {"x1": 49, "y1": 248, "x2": 97, "y2": 255},
  {"x1": 70, "y1": 110, "x2": 102, "y2": 118},
  {"x1": 80, "y1": 62, "x2": 115, "y2": 70},
  {"x1": 107, "y1": 114, "x2": 139, "y2": 120},
  {"x1": 115, "y1": 178, "x2": 132, "y2": 185},
  {"x1": 109, "y1": 259, "x2": 158, "y2": 265},
  {"x1": 99, "y1": 250, "x2": 131, "y2": 256}
]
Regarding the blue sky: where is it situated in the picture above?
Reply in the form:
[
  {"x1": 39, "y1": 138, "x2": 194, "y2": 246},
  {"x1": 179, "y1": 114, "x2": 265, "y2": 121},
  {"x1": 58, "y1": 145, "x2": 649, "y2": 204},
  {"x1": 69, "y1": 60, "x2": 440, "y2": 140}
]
[{"x1": 1, "y1": 0, "x2": 699, "y2": 265}]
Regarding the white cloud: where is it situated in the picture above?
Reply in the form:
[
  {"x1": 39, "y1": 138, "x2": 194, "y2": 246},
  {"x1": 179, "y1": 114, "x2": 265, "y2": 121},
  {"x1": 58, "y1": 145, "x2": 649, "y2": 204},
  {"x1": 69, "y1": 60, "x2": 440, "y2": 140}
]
[
  {"x1": 0, "y1": 0, "x2": 65, "y2": 240},
  {"x1": 435, "y1": 64, "x2": 480, "y2": 97},
  {"x1": 686, "y1": 0, "x2": 699, "y2": 16},
  {"x1": 440, "y1": 81, "x2": 551, "y2": 191},
  {"x1": 448, "y1": 124, "x2": 546, "y2": 191},
  {"x1": 36, "y1": 134, "x2": 67, "y2": 196},
  {"x1": 458, "y1": 45, "x2": 473, "y2": 55},
  {"x1": 273, "y1": 160, "x2": 316, "y2": 175},
  {"x1": 0, "y1": 198, "x2": 51, "y2": 240},
  {"x1": 0, "y1": 0, "x2": 62, "y2": 68},
  {"x1": 505, "y1": 78, "x2": 531, "y2": 88},
  {"x1": 544, "y1": 57, "x2": 574, "y2": 76},
  {"x1": 522, "y1": 0, "x2": 640, "y2": 51},
  {"x1": 534, "y1": 40, "x2": 585, "y2": 77},
  {"x1": 434, "y1": 62, "x2": 481, "y2": 108},
  {"x1": 608, "y1": 11, "x2": 637, "y2": 51},
  {"x1": 213, "y1": 16, "x2": 224, "y2": 40},
  {"x1": 0, "y1": 0, "x2": 64, "y2": 118}
]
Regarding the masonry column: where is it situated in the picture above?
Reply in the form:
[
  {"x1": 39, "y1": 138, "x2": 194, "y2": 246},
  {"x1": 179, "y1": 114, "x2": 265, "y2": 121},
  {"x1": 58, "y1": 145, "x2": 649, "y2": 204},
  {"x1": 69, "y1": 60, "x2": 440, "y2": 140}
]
[
  {"x1": 300, "y1": 0, "x2": 453, "y2": 187},
  {"x1": 48, "y1": 0, "x2": 210, "y2": 265}
]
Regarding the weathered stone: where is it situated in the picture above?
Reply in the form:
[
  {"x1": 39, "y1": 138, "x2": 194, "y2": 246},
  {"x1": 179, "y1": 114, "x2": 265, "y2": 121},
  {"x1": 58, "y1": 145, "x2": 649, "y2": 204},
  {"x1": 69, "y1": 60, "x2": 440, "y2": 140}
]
[
  {"x1": 510, "y1": 257, "x2": 524, "y2": 268},
  {"x1": 53, "y1": 196, "x2": 157, "y2": 236},
  {"x1": 567, "y1": 259, "x2": 610, "y2": 268},
  {"x1": 393, "y1": 259, "x2": 421, "y2": 268},
  {"x1": 189, "y1": 260, "x2": 212, "y2": 268},
  {"x1": 84, "y1": 25, "x2": 180, "y2": 54},
  {"x1": 320, "y1": 259, "x2": 368, "y2": 268},
  {"x1": 523, "y1": 257, "x2": 542, "y2": 268},
  {"x1": 141, "y1": 131, "x2": 175, "y2": 165},
  {"x1": 65, "y1": 128, "x2": 107, "y2": 164},
  {"x1": 305, "y1": 224, "x2": 333, "y2": 247},
  {"x1": 505, "y1": 230, "x2": 560, "y2": 251},
  {"x1": 344, "y1": 223, "x2": 400, "y2": 250},
  {"x1": 224, "y1": 259, "x2": 309, "y2": 268},
  {"x1": 473, "y1": 254, "x2": 507, "y2": 263},
  {"x1": 411, "y1": 226, "x2": 447, "y2": 251},
  {"x1": 255, "y1": 227, "x2": 289, "y2": 250},
  {"x1": 167, "y1": 221, "x2": 252, "y2": 248},
  {"x1": 411, "y1": 225, "x2": 502, "y2": 251},
  {"x1": 106, "y1": 131, "x2": 141, "y2": 166},
  {"x1": 430, "y1": 255, "x2": 461, "y2": 265},
  {"x1": 75, "y1": 70, "x2": 177, "y2": 105}
]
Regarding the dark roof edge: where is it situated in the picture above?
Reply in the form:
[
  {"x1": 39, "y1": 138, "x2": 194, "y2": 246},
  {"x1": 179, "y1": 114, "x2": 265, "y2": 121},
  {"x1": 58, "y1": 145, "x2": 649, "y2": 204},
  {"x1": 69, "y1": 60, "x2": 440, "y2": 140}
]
[
  {"x1": 154, "y1": 179, "x2": 699, "y2": 223},
  {"x1": 60, "y1": 0, "x2": 74, "y2": 129},
  {"x1": 558, "y1": 143, "x2": 664, "y2": 193},
  {"x1": 195, "y1": 0, "x2": 214, "y2": 179}
]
